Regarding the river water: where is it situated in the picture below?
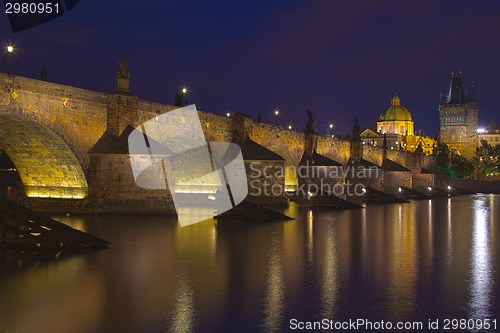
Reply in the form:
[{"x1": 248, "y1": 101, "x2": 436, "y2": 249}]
[{"x1": 0, "y1": 194, "x2": 499, "y2": 333}]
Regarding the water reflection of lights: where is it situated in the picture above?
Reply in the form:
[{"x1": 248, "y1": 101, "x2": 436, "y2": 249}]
[
  {"x1": 211, "y1": 223, "x2": 217, "y2": 260},
  {"x1": 262, "y1": 238, "x2": 284, "y2": 333},
  {"x1": 361, "y1": 208, "x2": 367, "y2": 247},
  {"x1": 390, "y1": 203, "x2": 417, "y2": 320},
  {"x1": 398, "y1": 205, "x2": 402, "y2": 231},
  {"x1": 320, "y1": 225, "x2": 337, "y2": 319},
  {"x1": 307, "y1": 210, "x2": 313, "y2": 266},
  {"x1": 469, "y1": 197, "x2": 493, "y2": 318},
  {"x1": 447, "y1": 198, "x2": 453, "y2": 264},
  {"x1": 428, "y1": 200, "x2": 434, "y2": 261},
  {"x1": 169, "y1": 278, "x2": 197, "y2": 333}
]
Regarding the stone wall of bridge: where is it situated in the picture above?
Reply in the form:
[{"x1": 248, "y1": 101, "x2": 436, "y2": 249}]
[{"x1": 0, "y1": 73, "x2": 108, "y2": 171}]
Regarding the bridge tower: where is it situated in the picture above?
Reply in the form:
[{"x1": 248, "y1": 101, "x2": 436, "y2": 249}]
[{"x1": 439, "y1": 71, "x2": 478, "y2": 158}]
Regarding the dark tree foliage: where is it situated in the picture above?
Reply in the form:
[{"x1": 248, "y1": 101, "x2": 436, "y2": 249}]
[
  {"x1": 473, "y1": 139, "x2": 500, "y2": 178},
  {"x1": 450, "y1": 154, "x2": 475, "y2": 179},
  {"x1": 436, "y1": 142, "x2": 451, "y2": 173}
]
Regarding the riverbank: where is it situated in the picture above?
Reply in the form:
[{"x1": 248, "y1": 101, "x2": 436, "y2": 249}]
[{"x1": 450, "y1": 180, "x2": 500, "y2": 194}]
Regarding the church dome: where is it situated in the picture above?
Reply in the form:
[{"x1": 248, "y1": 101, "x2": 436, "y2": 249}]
[{"x1": 378, "y1": 93, "x2": 413, "y2": 122}]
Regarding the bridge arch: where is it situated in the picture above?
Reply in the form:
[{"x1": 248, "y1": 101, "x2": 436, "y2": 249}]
[
  {"x1": 265, "y1": 145, "x2": 299, "y2": 191},
  {"x1": 2, "y1": 105, "x2": 94, "y2": 173},
  {"x1": 0, "y1": 114, "x2": 88, "y2": 199}
]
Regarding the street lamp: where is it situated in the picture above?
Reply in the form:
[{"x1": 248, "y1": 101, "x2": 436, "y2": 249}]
[
  {"x1": 7, "y1": 45, "x2": 13, "y2": 75},
  {"x1": 327, "y1": 123, "x2": 334, "y2": 137},
  {"x1": 226, "y1": 112, "x2": 231, "y2": 117},
  {"x1": 274, "y1": 109, "x2": 279, "y2": 126},
  {"x1": 181, "y1": 88, "x2": 187, "y2": 106}
]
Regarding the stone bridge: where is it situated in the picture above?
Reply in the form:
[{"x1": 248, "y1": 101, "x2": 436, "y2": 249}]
[{"x1": 0, "y1": 68, "x2": 435, "y2": 209}]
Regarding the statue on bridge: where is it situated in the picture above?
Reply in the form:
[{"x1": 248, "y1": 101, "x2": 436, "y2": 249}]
[
  {"x1": 117, "y1": 58, "x2": 130, "y2": 78},
  {"x1": 305, "y1": 109, "x2": 316, "y2": 132},
  {"x1": 352, "y1": 117, "x2": 361, "y2": 141},
  {"x1": 115, "y1": 58, "x2": 131, "y2": 95},
  {"x1": 40, "y1": 64, "x2": 48, "y2": 81}
]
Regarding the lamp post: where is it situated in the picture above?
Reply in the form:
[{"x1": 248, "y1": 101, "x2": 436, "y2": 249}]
[
  {"x1": 274, "y1": 109, "x2": 279, "y2": 126},
  {"x1": 328, "y1": 123, "x2": 334, "y2": 137},
  {"x1": 181, "y1": 88, "x2": 187, "y2": 107},
  {"x1": 7, "y1": 45, "x2": 13, "y2": 75}
]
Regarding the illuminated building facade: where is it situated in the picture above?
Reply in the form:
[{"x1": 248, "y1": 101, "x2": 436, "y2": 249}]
[
  {"x1": 376, "y1": 93, "x2": 414, "y2": 136},
  {"x1": 365, "y1": 93, "x2": 435, "y2": 155},
  {"x1": 478, "y1": 124, "x2": 500, "y2": 146},
  {"x1": 439, "y1": 73, "x2": 478, "y2": 158}
]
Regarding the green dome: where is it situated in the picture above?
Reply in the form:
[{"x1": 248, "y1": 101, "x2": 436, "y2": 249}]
[{"x1": 378, "y1": 94, "x2": 412, "y2": 122}]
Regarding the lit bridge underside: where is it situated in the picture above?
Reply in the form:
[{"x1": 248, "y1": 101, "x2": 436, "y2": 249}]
[{"x1": 0, "y1": 114, "x2": 88, "y2": 199}]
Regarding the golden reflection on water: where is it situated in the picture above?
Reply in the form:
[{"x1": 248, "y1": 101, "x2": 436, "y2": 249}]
[
  {"x1": 468, "y1": 196, "x2": 493, "y2": 318},
  {"x1": 389, "y1": 203, "x2": 417, "y2": 321},
  {"x1": 320, "y1": 222, "x2": 338, "y2": 319},
  {"x1": 168, "y1": 276, "x2": 197, "y2": 333},
  {"x1": 447, "y1": 197, "x2": 453, "y2": 265},
  {"x1": 422, "y1": 200, "x2": 434, "y2": 282},
  {"x1": 0, "y1": 256, "x2": 104, "y2": 333},
  {"x1": 54, "y1": 216, "x2": 88, "y2": 233},
  {"x1": 307, "y1": 209, "x2": 313, "y2": 269},
  {"x1": 261, "y1": 237, "x2": 284, "y2": 333}
]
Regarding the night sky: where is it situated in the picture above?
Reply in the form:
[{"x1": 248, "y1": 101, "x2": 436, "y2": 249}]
[{"x1": 2, "y1": 0, "x2": 499, "y2": 136}]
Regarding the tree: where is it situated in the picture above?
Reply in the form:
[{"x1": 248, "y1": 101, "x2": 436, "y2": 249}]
[
  {"x1": 473, "y1": 139, "x2": 500, "y2": 178},
  {"x1": 435, "y1": 142, "x2": 451, "y2": 173},
  {"x1": 450, "y1": 154, "x2": 474, "y2": 179}
]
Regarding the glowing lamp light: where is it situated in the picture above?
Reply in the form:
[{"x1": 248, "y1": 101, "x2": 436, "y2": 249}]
[
  {"x1": 274, "y1": 110, "x2": 279, "y2": 116},
  {"x1": 477, "y1": 128, "x2": 486, "y2": 134},
  {"x1": 7, "y1": 45, "x2": 13, "y2": 53},
  {"x1": 182, "y1": 88, "x2": 187, "y2": 94},
  {"x1": 329, "y1": 124, "x2": 333, "y2": 128},
  {"x1": 447, "y1": 185, "x2": 452, "y2": 190},
  {"x1": 226, "y1": 112, "x2": 231, "y2": 117},
  {"x1": 288, "y1": 125, "x2": 292, "y2": 130},
  {"x1": 428, "y1": 187, "x2": 432, "y2": 191},
  {"x1": 398, "y1": 187, "x2": 402, "y2": 192},
  {"x1": 361, "y1": 188, "x2": 367, "y2": 193}
]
